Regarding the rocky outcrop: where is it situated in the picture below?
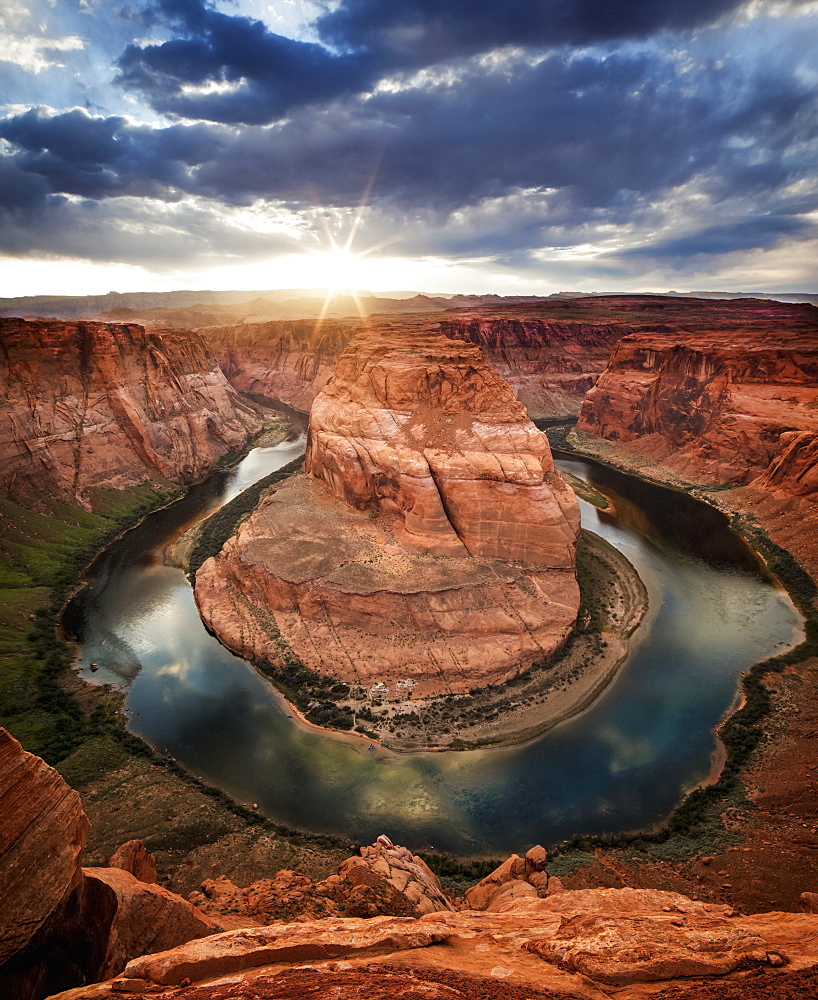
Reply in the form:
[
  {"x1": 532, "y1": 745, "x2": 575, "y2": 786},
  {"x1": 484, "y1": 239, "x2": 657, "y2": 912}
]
[
  {"x1": 577, "y1": 299, "x2": 818, "y2": 492},
  {"x1": 190, "y1": 835, "x2": 455, "y2": 926},
  {"x1": 53, "y1": 885, "x2": 818, "y2": 1000},
  {"x1": 108, "y1": 841, "x2": 158, "y2": 885},
  {"x1": 3, "y1": 733, "x2": 818, "y2": 1000},
  {"x1": 464, "y1": 845, "x2": 558, "y2": 910},
  {"x1": 441, "y1": 315, "x2": 626, "y2": 418},
  {"x1": 80, "y1": 868, "x2": 220, "y2": 982},
  {"x1": 0, "y1": 727, "x2": 89, "y2": 993},
  {"x1": 306, "y1": 328, "x2": 579, "y2": 564},
  {"x1": 0, "y1": 729, "x2": 219, "y2": 1000},
  {"x1": 0, "y1": 319, "x2": 263, "y2": 504},
  {"x1": 195, "y1": 326, "x2": 580, "y2": 700}
]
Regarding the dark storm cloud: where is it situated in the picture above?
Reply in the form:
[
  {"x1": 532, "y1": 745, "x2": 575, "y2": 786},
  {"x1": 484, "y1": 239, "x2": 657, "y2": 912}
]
[
  {"x1": 114, "y1": 0, "x2": 797, "y2": 125},
  {"x1": 116, "y1": 0, "x2": 373, "y2": 124},
  {"x1": 619, "y1": 216, "x2": 814, "y2": 260},
  {"x1": 1, "y1": 16, "x2": 815, "y2": 268},
  {"x1": 0, "y1": 108, "x2": 231, "y2": 200},
  {"x1": 318, "y1": 0, "x2": 754, "y2": 60}
]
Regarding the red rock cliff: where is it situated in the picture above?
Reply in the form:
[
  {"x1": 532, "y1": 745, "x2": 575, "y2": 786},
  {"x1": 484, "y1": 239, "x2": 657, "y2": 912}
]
[
  {"x1": 577, "y1": 299, "x2": 818, "y2": 492},
  {"x1": 306, "y1": 327, "x2": 579, "y2": 565},
  {"x1": 195, "y1": 327, "x2": 580, "y2": 700},
  {"x1": 440, "y1": 315, "x2": 625, "y2": 418},
  {"x1": 203, "y1": 320, "x2": 353, "y2": 412},
  {"x1": 0, "y1": 729, "x2": 218, "y2": 1000},
  {"x1": 203, "y1": 310, "x2": 626, "y2": 421},
  {"x1": 0, "y1": 319, "x2": 263, "y2": 503}
]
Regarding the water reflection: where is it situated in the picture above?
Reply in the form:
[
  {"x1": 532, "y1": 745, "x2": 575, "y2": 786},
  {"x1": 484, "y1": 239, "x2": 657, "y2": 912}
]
[{"x1": 66, "y1": 443, "x2": 803, "y2": 854}]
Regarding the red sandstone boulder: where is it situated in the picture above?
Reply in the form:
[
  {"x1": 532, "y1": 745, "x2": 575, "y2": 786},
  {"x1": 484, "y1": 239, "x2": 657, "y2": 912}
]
[
  {"x1": 801, "y1": 892, "x2": 818, "y2": 914},
  {"x1": 108, "y1": 841, "x2": 158, "y2": 885},
  {"x1": 82, "y1": 868, "x2": 220, "y2": 980},
  {"x1": 122, "y1": 917, "x2": 453, "y2": 986},
  {"x1": 464, "y1": 845, "x2": 550, "y2": 910}
]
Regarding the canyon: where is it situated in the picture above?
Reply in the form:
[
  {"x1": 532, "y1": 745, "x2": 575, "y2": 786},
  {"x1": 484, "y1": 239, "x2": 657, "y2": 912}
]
[
  {"x1": 194, "y1": 326, "x2": 581, "y2": 700},
  {"x1": 578, "y1": 299, "x2": 818, "y2": 492},
  {"x1": 200, "y1": 303, "x2": 630, "y2": 420},
  {"x1": 1, "y1": 293, "x2": 817, "y2": 999}
]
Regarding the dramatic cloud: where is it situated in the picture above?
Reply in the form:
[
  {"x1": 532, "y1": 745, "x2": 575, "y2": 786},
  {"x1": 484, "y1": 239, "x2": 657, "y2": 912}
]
[
  {"x1": 116, "y1": 0, "x2": 374, "y2": 124},
  {"x1": 1, "y1": 0, "x2": 816, "y2": 292}
]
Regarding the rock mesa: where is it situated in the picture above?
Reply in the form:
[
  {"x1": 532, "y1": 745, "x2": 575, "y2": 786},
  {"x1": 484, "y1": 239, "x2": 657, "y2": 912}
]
[{"x1": 195, "y1": 327, "x2": 580, "y2": 699}]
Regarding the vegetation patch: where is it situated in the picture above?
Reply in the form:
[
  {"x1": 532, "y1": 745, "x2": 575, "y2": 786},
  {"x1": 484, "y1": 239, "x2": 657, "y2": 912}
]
[
  {"x1": 418, "y1": 853, "x2": 501, "y2": 896},
  {"x1": 188, "y1": 455, "x2": 304, "y2": 576},
  {"x1": 0, "y1": 485, "x2": 180, "y2": 764}
]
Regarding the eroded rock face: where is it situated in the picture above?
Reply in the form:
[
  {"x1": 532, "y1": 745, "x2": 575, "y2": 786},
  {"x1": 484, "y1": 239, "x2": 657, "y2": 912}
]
[
  {"x1": 441, "y1": 315, "x2": 626, "y2": 419},
  {"x1": 0, "y1": 319, "x2": 262, "y2": 503},
  {"x1": 578, "y1": 299, "x2": 818, "y2": 493},
  {"x1": 57, "y1": 885, "x2": 818, "y2": 1000},
  {"x1": 0, "y1": 729, "x2": 218, "y2": 1000},
  {"x1": 0, "y1": 728, "x2": 89, "y2": 979},
  {"x1": 306, "y1": 328, "x2": 579, "y2": 565},
  {"x1": 195, "y1": 327, "x2": 580, "y2": 698},
  {"x1": 205, "y1": 320, "x2": 352, "y2": 412},
  {"x1": 82, "y1": 868, "x2": 220, "y2": 981}
]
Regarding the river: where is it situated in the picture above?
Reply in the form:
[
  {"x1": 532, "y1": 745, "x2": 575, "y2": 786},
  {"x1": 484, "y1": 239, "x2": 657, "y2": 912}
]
[{"x1": 63, "y1": 435, "x2": 802, "y2": 855}]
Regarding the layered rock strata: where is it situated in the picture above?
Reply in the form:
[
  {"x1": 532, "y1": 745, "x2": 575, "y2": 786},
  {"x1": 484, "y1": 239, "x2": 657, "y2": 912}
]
[
  {"x1": 195, "y1": 327, "x2": 580, "y2": 698},
  {"x1": 578, "y1": 300, "x2": 818, "y2": 493},
  {"x1": 0, "y1": 319, "x2": 263, "y2": 503},
  {"x1": 204, "y1": 319, "x2": 353, "y2": 412},
  {"x1": 204, "y1": 311, "x2": 626, "y2": 420},
  {"x1": 57, "y1": 886, "x2": 818, "y2": 1000},
  {"x1": 441, "y1": 315, "x2": 625, "y2": 418}
]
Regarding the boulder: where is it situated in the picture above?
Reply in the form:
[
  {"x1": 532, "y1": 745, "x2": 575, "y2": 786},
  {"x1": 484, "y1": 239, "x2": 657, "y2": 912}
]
[
  {"x1": 108, "y1": 841, "x2": 158, "y2": 885},
  {"x1": 464, "y1": 846, "x2": 549, "y2": 911}
]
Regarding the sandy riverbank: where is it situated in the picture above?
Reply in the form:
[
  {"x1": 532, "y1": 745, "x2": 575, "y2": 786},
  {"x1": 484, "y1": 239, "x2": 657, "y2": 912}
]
[{"x1": 339, "y1": 529, "x2": 648, "y2": 751}]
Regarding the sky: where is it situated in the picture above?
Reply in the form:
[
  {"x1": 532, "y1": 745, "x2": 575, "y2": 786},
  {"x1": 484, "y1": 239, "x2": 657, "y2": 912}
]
[{"x1": 1, "y1": 0, "x2": 817, "y2": 297}]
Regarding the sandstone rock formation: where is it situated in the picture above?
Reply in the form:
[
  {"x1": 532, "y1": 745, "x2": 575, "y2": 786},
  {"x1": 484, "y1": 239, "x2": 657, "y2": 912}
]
[
  {"x1": 190, "y1": 834, "x2": 455, "y2": 925},
  {"x1": 0, "y1": 729, "x2": 219, "y2": 1000},
  {"x1": 0, "y1": 319, "x2": 263, "y2": 504},
  {"x1": 441, "y1": 313, "x2": 625, "y2": 418},
  {"x1": 51, "y1": 886, "x2": 818, "y2": 1000},
  {"x1": 464, "y1": 845, "x2": 555, "y2": 910},
  {"x1": 0, "y1": 727, "x2": 89, "y2": 990},
  {"x1": 577, "y1": 298, "x2": 818, "y2": 492},
  {"x1": 205, "y1": 319, "x2": 353, "y2": 412},
  {"x1": 204, "y1": 310, "x2": 626, "y2": 421},
  {"x1": 108, "y1": 840, "x2": 158, "y2": 884},
  {"x1": 195, "y1": 326, "x2": 580, "y2": 699}
]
